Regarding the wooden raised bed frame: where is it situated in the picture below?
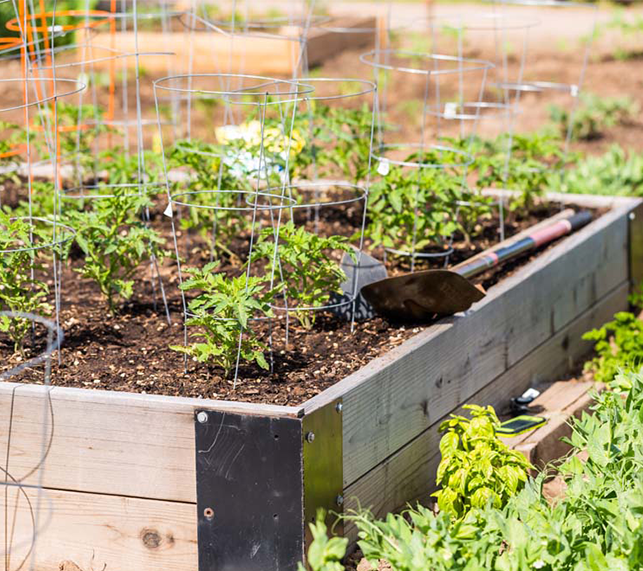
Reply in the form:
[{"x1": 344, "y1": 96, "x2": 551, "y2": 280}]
[
  {"x1": 2, "y1": 192, "x2": 641, "y2": 571},
  {"x1": 78, "y1": 17, "x2": 378, "y2": 76}
]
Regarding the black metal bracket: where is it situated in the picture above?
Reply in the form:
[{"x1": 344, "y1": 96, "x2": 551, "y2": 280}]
[
  {"x1": 303, "y1": 398, "x2": 344, "y2": 541},
  {"x1": 195, "y1": 410, "x2": 304, "y2": 571},
  {"x1": 194, "y1": 401, "x2": 344, "y2": 571}
]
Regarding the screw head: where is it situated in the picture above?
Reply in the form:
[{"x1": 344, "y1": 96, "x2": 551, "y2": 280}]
[
  {"x1": 335, "y1": 402, "x2": 343, "y2": 414},
  {"x1": 630, "y1": 212, "x2": 637, "y2": 221},
  {"x1": 306, "y1": 431, "x2": 315, "y2": 443},
  {"x1": 197, "y1": 411, "x2": 209, "y2": 424},
  {"x1": 335, "y1": 494, "x2": 344, "y2": 507}
]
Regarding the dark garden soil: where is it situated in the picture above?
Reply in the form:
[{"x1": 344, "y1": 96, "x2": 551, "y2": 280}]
[{"x1": 0, "y1": 195, "x2": 596, "y2": 406}]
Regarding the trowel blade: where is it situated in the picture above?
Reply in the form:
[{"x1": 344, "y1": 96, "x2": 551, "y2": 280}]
[{"x1": 360, "y1": 269, "x2": 486, "y2": 322}]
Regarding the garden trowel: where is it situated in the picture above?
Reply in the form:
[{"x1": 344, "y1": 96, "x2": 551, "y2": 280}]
[{"x1": 361, "y1": 210, "x2": 593, "y2": 322}]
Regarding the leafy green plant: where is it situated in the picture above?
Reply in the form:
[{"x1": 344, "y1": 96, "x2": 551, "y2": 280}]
[
  {"x1": 472, "y1": 131, "x2": 569, "y2": 209},
  {"x1": 549, "y1": 93, "x2": 638, "y2": 141},
  {"x1": 67, "y1": 188, "x2": 165, "y2": 313},
  {"x1": 169, "y1": 139, "x2": 251, "y2": 260},
  {"x1": 5, "y1": 180, "x2": 56, "y2": 219},
  {"x1": 0, "y1": 213, "x2": 52, "y2": 352},
  {"x1": 583, "y1": 311, "x2": 643, "y2": 383},
  {"x1": 242, "y1": 100, "x2": 372, "y2": 183},
  {"x1": 250, "y1": 221, "x2": 355, "y2": 330},
  {"x1": 553, "y1": 145, "x2": 643, "y2": 197},
  {"x1": 333, "y1": 367, "x2": 643, "y2": 571},
  {"x1": 37, "y1": 102, "x2": 106, "y2": 178},
  {"x1": 100, "y1": 147, "x2": 163, "y2": 188},
  {"x1": 432, "y1": 404, "x2": 532, "y2": 519},
  {"x1": 298, "y1": 509, "x2": 347, "y2": 571},
  {"x1": 305, "y1": 102, "x2": 373, "y2": 183},
  {"x1": 604, "y1": 10, "x2": 643, "y2": 61},
  {"x1": 171, "y1": 263, "x2": 275, "y2": 376},
  {"x1": 364, "y1": 160, "x2": 462, "y2": 255}
]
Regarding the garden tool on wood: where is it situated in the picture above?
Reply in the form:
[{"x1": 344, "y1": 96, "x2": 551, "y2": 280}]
[{"x1": 361, "y1": 210, "x2": 593, "y2": 322}]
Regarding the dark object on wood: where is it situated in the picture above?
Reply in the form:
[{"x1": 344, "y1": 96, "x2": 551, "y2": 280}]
[
  {"x1": 362, "y1": 211, "x2": 593, "y2": 321},
  {"x1": 329, "y1": 248, "x2": 388, "y2": 321},
  {"x1": 195, "y1": 411, "x2": 303, "y2": 571},
  {"x1": 194, "y1": 399, "x2": 343, "y2": 571}
]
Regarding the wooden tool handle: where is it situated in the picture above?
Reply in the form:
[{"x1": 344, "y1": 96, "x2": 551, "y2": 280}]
[{"x1": 455, "y1": 211, "x2": 593, "y2": 280}]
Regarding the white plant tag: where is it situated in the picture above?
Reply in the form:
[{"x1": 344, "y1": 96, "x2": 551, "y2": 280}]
[
  {"x1": 377, "y1": 159, "x2": 390, "y2": 176},
  {"x1": 163, "y1": 202, "x2": 173, "y2": 217},
  {"x1": 570, "y1": 84, "x2": 579, "y2": 97},
  {"x1": 444, "y1": 102, "x2": 458, "y2": 119}
]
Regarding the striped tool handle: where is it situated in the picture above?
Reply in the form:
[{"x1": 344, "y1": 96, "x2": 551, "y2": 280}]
[{"x1": 454, "y1": 211, "x2": 593, "y2": 280}]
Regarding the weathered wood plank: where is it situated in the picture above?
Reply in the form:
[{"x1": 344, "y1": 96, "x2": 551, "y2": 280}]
[
  {"x1": 343, "y1": 280, "x2": 628, "y2": 536},
  {"x1": 323, "y1": 201, "x2": 633, "y2": 487},
  {"x1": 1, "y1": 486, "x2": 196, "y2": 571},
  {"x1": 0, "y1": 384, "x2": 301, "y2": 503}
]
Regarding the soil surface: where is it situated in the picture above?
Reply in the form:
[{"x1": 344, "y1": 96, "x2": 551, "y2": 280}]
[{"x1": 0, "y1": 195, "x2": 583, "y2": 405}]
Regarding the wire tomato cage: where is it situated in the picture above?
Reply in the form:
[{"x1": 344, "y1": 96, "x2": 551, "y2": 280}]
[
  {"x1": 154, "y1": 73, "x2": 377, "y2": 387},
  {"x1": 478, "y1": 0, "x2": 599, "y2": 230},
  {"x1": 361, "y1": 48, "x2": 496, "y2": 271}
]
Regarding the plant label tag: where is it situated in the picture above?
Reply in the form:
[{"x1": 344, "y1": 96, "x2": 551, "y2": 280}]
[
  {"x1": 444, "y1": 102, "x2": 458, "y2": 119},
  {"x1": 163, "y1": 202, "x2": 173, "y2": 218},
  {"x1": 377, "y1": 159, "x2": 390, "y2": 176},
  {"x1": 570, "y1": 84, "x2": 579, "y2": 97}
]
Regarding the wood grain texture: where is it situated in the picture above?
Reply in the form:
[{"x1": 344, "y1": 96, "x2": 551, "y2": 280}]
[
  {"x1": 325, "y1": 201, "x2": 633, "y2": 487},
  {"x1": 1, "y1": 486, "x2": 196, "y2": 571},
  {"x1": 0, "y1": 384, "x2": 300, "y2": 503},
  {"x1": 343, "y1": 280, "x2": 628, "y2": 537}
]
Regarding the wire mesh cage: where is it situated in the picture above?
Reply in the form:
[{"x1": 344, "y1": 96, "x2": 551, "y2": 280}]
[{"x1": 154, "y1": 73, "x2": 377, "y2": 386}]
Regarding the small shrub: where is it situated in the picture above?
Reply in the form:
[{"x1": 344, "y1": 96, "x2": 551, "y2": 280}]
[
  {"x1": 432, "y1": 404, "x2": 532, "y2": 519},
  {"x1": 298, "y1": 509, "x2": 347, "y2": 571},
  {"x1": 171, "y1": 263, "x2": 275, "y2": 376},
  {"x1": 67, "y1": 188, "x2": 165, "y2": 313},
  {"x1": 582, "y1": 311, "x2": 643, "y2": 383},
  {"x1": 549, "y1": 93, "x2": 638, "y2": 141},
  {"x1": 250, "y1": 221, "x2": 355, "y2": 330},
  {"x1": 0, "y1": 214, "x2": 52, "y2": 352}
]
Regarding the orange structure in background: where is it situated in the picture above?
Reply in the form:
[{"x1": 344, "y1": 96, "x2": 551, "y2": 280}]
[{"x1": 0, "y1": 1, "x2": 120, "y2": 178}]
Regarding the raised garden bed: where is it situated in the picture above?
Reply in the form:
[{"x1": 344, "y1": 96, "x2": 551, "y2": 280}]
[
  {"x1": 78, "y1": 16, "x2": 377, "y2": 75},
  {"x1": 1, "y1": 191, "x2": 640, "y2": 571}
]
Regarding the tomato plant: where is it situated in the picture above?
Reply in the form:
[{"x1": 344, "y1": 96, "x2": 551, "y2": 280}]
[
  {"x1": 364, "y1": 161, "x2": 461, "y2": 255},
  {"x1": 171, "y1": 262, "x2": 275, "y2": 376},
  {"x1": 0, "y1": 213, "x2": 52, "y2": 352},
  {"x1": 250, "y1": 221, "x2": 355, "y2": 330},
  {"x1": 67, "y1": 187, "x2": 165, "y2": 313}
]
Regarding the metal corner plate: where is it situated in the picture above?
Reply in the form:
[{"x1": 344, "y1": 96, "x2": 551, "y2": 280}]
[
  {"x1": 195, "y1": 410, "x2": 304, "y2": 571},
  {"x1": 302, "y1": 398, "x2": 344, "y2": 543}
]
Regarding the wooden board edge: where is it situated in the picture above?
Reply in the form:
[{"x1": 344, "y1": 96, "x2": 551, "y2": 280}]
[
  {"x1": 0, "y1": 381, "x2": 304, "y2": 419},
  {"x1": 302, "y1": 195, "x2": 634, "y2": 416},
  {"x1": 2, "y1": 486, "x2": 197, "y2": 571},
  {"x1": 341, "y1": 279, "x2": 627, "y2": 534}
]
